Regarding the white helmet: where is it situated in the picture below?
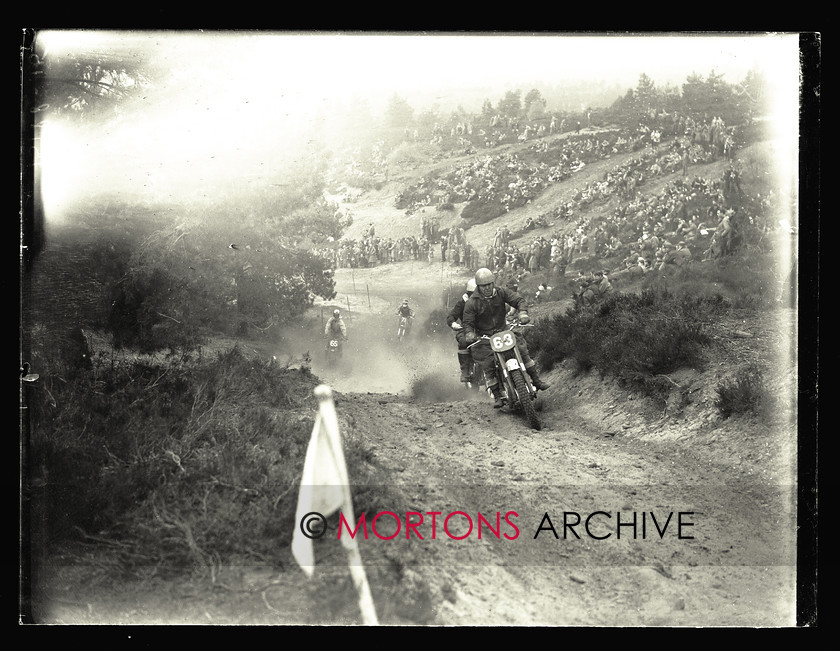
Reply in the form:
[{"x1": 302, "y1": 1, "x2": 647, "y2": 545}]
[
  {"x1": 333, "y1": 309, "x2": 340, "y2": 316},
  {"x1": 466, "y1": 278, "x2": 477, "y2": 293}
]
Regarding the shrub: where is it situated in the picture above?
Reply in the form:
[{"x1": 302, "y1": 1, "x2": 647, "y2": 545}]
[
  {"x1": 385, "y1": 141, "x2": 435, "y2": 170},
  {"x1": 715, "y1": 363, "x2": 772, "y2": 419},
  {"x1": 529, "y1": 290, "x2": 716, "y2": 396},
  {"x1": 460, "y1": 199, "x2": 506, "y2": 224},
  {"x1": 27, "y1": 347, "x2": 389, "y2": 576}
]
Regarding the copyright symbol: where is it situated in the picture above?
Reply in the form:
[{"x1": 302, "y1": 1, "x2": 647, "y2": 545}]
[{"x1": 299, "y1": 512, "x2": 328, "y2": 539}]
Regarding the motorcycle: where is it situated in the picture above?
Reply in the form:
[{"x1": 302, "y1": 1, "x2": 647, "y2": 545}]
[
  {"x1": 468, "y1": 322, "x2": 542, "y2": 430},
  {"x1": 396, "y1": 315, "x2": 413, "y2": 342},
  {"x1": 325, "y1": 337, "x2": 345, "y2": 366}
]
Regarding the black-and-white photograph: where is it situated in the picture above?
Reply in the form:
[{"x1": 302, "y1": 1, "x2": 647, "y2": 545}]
[{"x1": 20, "y1": 30, "x2": 817, "y2": 627}]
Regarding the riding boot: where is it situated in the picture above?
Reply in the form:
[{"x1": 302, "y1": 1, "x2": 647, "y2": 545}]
[
  {"x1": 490, "y1": 384, "x2": 507, "y2": 408},
  {"x1": 458, "y1": 354, "x2": 472, "y2": 383},
  {"x1": 526, "y1": 366, "x2": 551, "y2": 391}
]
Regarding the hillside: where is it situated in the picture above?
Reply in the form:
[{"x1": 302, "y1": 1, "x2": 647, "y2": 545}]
[{"x1": 29, "y1": 130, "x2": 802, "y2": 627}]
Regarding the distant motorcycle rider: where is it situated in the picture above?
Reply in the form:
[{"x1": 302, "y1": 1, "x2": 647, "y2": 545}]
[
  {"x1": 462, "y1": 268, "x2": 550, "y2": 408},
  {"x1": 446, "y1": 278, "x2": 477, "y2": 383},
  {"x1": 325, "y1": 308, "x2": 348, "y2": 343},
  {"x1": 396, "y1": 299, "x2": 415, "y2": 335}
]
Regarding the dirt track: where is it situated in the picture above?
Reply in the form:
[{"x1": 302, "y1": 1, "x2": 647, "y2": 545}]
[{"x1": 300, "y1": 263, "x2": 797, "y2": 626}]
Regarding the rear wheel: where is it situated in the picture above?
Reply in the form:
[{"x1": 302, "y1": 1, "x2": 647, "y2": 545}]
[{"x1": 511, "y1": 368, "x2": 542, "y2": 430}]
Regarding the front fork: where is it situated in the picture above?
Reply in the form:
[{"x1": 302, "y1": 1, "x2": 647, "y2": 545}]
[{"x1": 495, "y1": 348, "x2": 534, "y2": 405}]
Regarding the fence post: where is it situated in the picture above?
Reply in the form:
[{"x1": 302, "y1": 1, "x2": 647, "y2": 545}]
[{"x1": 366, "y1": 284, "x2": 371, "y2": 309}]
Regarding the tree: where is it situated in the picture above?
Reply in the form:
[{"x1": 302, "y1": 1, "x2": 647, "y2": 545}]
[
  {"x1": 682, "y1": 69, "x2": 740, "y2": 122},
  {"x1": 704, "y1": 70, "x2": 734, "y2": 116},
  {"x1": 497, "y1": 90, "x2": 522, "y2": 119},
  {"x1": 524, "y1": 88, "x2": 547, "y2": 120},
  {"x1": 385, "y1": 93, "x2": 414, "y2": 130},
  {"x1": 283, "y1": 199, "x2": 347, "y2": 246},
  {"x1": 635, "y1": 73, "x2": 657, "y2": 115},
  {"x1": 22, "y1": 30, "x2": 156, "y2": 267},
  {"x1": 481, "y1": 99, "x2": 495, "y2": 120},
  {"x1": 737, "y1": 67, "x2": 768, "y2": 113},
  {"x1": 21, "y1": 31, "x2": 340, "y2": 353},
  {"x1": 524, "y1": 88, "x2": 545, "y2": 111},
  {"x1": 416, "y1": 105, "x2": 441, "y2": 134},
  {"x1": 25, "y1": 30, "x2": 154, "y2": 119},
  {"x1": 609, "y1": 88, "x2": 637, "y2": 126}
]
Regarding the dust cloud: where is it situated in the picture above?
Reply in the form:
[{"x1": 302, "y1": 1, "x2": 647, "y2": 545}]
[{"x1": 269, "y1": 295, "x2": 478, "y2": 403}]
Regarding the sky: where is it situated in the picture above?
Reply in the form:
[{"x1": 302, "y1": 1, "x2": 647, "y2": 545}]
[
  {"x1": 35, "y1": 31, "x2": 799, "y2": 103},
  {"x1": 29, "y1": 31, "x2": 804, "y2": 222}
]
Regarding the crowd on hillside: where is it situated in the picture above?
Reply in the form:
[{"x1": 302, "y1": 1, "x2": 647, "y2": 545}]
[
  {"x1": 315, "y1": 108, "x2": 773, "y2": 303},
  {"x1": 310, "y1": 219, "x2": 483, "y2": 270},
  {"x1": 418, "y1": 114, "x2": 581, "y2": 151},
  {"x1": 460, "y1": 151, "x2": 780, "y2": 309},
  {"x1": 313, "y1": 159, "x2": 777, "y2": 299},
  {"x1": 484, "y1": 163, "x2": 778, "y2": 298},
  {"x1": 394, "y1": 130, "x2": 633, "y2": 216},
  {"x1": 394, "y1": 112, "x2": 738, "y2": 219}
]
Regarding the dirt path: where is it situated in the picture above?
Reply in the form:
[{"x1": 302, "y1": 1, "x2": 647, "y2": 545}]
[
  {"x1": 322, "y1": 386, "x2": 797, "y2": 626},
  {"x1": 266, "y1": 258, "x2": 797, "y2": 626},
  {"x1": 38, "y1": 363, "x2": 796, "y2": 626}
]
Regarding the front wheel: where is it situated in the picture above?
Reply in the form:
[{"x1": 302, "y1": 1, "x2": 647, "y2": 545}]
[{"x1": 511, "y1": 368, "x2": 542, "y2": 430}]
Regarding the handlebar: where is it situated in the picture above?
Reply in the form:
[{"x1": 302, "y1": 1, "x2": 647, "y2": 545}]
[
  {"x1": 466, "y1": 334, "x2": 492, "y2": 349},
  {"x1": 465, "y1": 323, "x2": 532, "y2": 349}
]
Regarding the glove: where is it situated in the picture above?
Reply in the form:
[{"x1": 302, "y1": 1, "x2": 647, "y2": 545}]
[
  {"x1": 465, "y1": 331, "x2": 477, "y2": 344},
  {"x1": 451, "y1": 322, "x2": 463, "y2": 330},
  {"x1": 519, "y1": 312, "x2": 530, "y2": 325}
]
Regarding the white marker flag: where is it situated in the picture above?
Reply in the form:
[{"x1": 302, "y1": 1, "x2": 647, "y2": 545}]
[{"x1": 290, "y1": 384, "x2": 378, "y2": 624}]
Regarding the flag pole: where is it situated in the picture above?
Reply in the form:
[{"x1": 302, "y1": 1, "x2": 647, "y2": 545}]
[{"x1": 313, "y1": 386, "x2": 379, "y2": 625}]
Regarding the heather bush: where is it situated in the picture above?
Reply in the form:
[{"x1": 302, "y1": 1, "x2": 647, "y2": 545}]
[
  {"x1": 27, "y1": 347, "x2": 388, "y2": 576},
  {"x1": 460, "y1": 198, "x2": 506, "y2": 224},
  {"x1": 529, "y1": 290, "x2": 717, "y2": 396},
  {"x1": 715, "y1": 363, "x2": 773, "y2": 419}
]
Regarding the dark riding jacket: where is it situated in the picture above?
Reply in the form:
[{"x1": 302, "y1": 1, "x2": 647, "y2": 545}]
[
  {"x1": 462, "y1": 287, "x2": 527, "y2": 339},
  {"x1": 445, "y1": 293, "x2": 469, "y2": 327}
]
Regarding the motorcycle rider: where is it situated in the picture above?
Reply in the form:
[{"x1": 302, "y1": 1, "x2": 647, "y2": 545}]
[
  {"x1": 462, "y1": 268, "x2": 550, "y2": 408},
  {"x1": 396, "y1": 299, "x2": 415, "y2": 335},
  {"x1": 446, "y1": 278, "x2": 477, "y2": 383},
  {"x1": 324, "y1": 309, "x2": 348, "y2": 353}
]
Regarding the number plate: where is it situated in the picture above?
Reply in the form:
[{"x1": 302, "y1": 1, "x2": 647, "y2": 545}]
[
  {"x1": 490, "y1": 330, "x2": 516, "y2": 352},
  {"x1": 329, "y1": 340, "x2": 339, "y2": 348}
]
